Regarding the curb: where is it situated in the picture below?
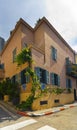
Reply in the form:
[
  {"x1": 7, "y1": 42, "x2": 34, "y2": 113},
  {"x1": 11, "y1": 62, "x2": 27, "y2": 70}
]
[{"x1": 17, "y1": 103, "x2": 77, "y2": 117}]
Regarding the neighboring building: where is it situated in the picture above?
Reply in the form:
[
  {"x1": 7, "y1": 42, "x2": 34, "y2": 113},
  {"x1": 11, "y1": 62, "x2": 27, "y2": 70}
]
[
  {"x1": 0, "y1": 37, "x2": 5, "y2": 53},
  {"x1": 0, "y1": 37, "x2": 5, "y2": 81},
  {"x1": 0, "y1": 17, "x2": 77, "y2": 100}
]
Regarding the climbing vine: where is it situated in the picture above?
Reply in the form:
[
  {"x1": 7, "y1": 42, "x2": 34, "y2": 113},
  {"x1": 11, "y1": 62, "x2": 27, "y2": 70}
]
[{"x1": 16, "y1": 46, "x2": 41, "y2": 110}]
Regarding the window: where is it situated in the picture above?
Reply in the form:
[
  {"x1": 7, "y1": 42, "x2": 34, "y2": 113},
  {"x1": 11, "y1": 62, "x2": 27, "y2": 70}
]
[
  {"x1": 15, "y1": 73, "x2": 21, "y2": 84},
  {"x1": 0, "y1": 63, "x2": 4, "y2": 69},
  {"x1": 35, "y1": 67, "x2": 49, "y2": 84},
  {"x1": 50, "y1": 73, "x2": 60, "y2": 86},
  {"x1": 11, "y1": 68, "x2": 30, "y2": 85},
  {"x1": 51, "y1": 47, "x2": 57, "y2": 61},
  {"x1": 66, "y1": 78, "x2": 72, "y2": 88},
  {"x1": 12, "y1": 48, "x2": 16, "y2": 62},
  {"x1": 21, "y1": 69, "x2": 30, "y2": 84}
]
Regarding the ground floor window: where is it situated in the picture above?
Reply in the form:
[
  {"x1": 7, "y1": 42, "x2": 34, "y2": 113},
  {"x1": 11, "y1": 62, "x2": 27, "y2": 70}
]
[
  {"x1": 35, "y1": 67, "x2": 49, "y2": 84},
  {"x1": 11, "y1": 68, "x2": 30, "y2": 85},
  {"x1": 50, "y1": 73, "x2": 60, "y2": 86},
  {"x1": 66, "y1": 78, "x2": 72, "y2": 88}
]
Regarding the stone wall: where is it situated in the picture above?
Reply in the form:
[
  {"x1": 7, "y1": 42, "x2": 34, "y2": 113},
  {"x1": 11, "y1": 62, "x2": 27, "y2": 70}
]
[{"x1": 32, "y1": 93, "x2": 74, "y2": 110}]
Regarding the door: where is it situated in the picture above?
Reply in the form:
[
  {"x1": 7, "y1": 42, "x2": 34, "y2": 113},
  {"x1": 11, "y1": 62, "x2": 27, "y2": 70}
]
[{"x1": 74, "y1": 89, "x2": 77, "y2": 100}]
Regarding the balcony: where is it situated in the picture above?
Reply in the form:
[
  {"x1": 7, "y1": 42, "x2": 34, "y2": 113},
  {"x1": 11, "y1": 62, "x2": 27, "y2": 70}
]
[{"x1": 66, "y1": 58, "x2": 77, "y2": 78}]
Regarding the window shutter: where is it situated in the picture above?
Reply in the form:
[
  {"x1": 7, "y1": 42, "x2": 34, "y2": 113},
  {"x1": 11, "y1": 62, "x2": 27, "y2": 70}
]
[
  {"x1": 66, "y1": 78, "x2": 68, "y2": 88},
  {"x1": 66, "y1": 57, "x2": 70, "y2": 65},
  {"x1": 12, "y1": 48, "x2": 16, "y2": 62},
  {"x1": 41, "y1": 83, "x2": 46, "y2": 90},
  {"x1": 52, "y1": 47, "x2": 54, "y2": 60},
  {"x1": 16, "y1": 73, "x2": 21, "y2": 84},
  {"x1": 35, "y1": 67, "x2": 40, "y2": 80},
  {"x1": 11, "y1": 75, "x2": 16, "y2": 83},
  {"x1": 70, "y1": 79, "x2": 72, "y2": 88},
  {"x1": 26, "y1": 74, "x2": 30, "y2": 83},
  {"x1": 21, "y1": 69, "x2": 26, "y2": 84},
  {"x1": 55, "y1": 49, "x2": 57, "y2": 60},
  {"x1": 58, "y1": 75, "x2": 60, "y2": 86},
  {"x1": 52, "y1": 47, "x2": 57, "y2": 61},
  {"x1": 1, "y1": 64, "x2": 4, "y2": 69},
  {"x1": 50, "y1": 73, "x2": 55, "y2": 85},
  {"x1": 15, "y1": 74, "x2": 18, "y2": 83},
  {"x1": 45, "y1": 70, "x2": 49, "y2": 84}
]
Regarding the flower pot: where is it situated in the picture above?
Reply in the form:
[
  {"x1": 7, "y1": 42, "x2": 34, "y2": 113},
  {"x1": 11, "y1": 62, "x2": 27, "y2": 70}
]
[{"x1": 4, "y1": 95, "x2": 9, "y2": 102}]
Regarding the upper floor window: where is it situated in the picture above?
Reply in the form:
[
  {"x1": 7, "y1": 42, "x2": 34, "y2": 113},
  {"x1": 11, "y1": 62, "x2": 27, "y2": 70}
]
[
  {"x1": 51, "y1": 47, "x2": 57, "y2": 61},
  {"x1": 12, "y1": 48, "x2": 16, "y2": 62}
]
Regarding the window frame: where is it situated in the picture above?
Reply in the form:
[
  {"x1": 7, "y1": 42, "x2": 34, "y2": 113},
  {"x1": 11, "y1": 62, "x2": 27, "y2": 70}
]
[
  {"x1": 66, "y1": 78, "x2": 72, "y2": 88},
  {"x1": 51, "y1": 46, "x2": 57, "y2": 61},
  {"x1": 12, "y1": 48, "x2": 16, "y2": 63},
  {"x1": 50, "y1": 73, "x2": 60, "y2": 86}
]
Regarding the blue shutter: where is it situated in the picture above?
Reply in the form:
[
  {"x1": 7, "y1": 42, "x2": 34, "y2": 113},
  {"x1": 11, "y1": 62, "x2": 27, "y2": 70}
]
[
  {"x1": 26, "y1": 74, "x2": 30, "y2": 83},
  {"x1": 70, "y1": 79, "x2": 72, "y2": 88},
  {"x1": 58, "y1": 75, "x2": 60, "y2": 86},
  {"x1": 50, "y1": 73, "x2": 55, "y2": 85},
  {"x1": 52, "y1": 47, "x2": 54, "y2": 60},
  {"x1": 55, "y1": 49, "x2": 57, "y2": 60},
  {"x1": 16, "y1": 73, "x2": 21, "y2": 84},
  {"x1": 15, "y1": 74, "x2": 18, "y2": 83},
  {"x1": 0, "y1": 64, "x2": 4, "y2": 69},
  {"x1": 66, "y1": 78, "x2": 68, "y2": 88},
  {"x1": 45, "y1": 70, "x2": 49, "y2": 84},
  {"x1": 52, "y1": 47, "x2": 57, "y2": 61},
  {"x1": 21, "y1": 69, "x2": 26, "y2": 84},
  {"x1": 66, "y1": 57, "x2": 70, "y2": 65},
  {"x1": 35, "y1": 67, "x2": 40, "y2": 80},
  {"x1": 66, "y1": 66, "x2": 72, "y2": 74},
  {"x1": 41, "y1": 83, "x2": 46, "y2": 90}
]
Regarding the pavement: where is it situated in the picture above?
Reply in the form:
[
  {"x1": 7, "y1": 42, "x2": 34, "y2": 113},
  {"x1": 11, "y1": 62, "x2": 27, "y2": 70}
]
[
  {"x1": 17, "y1": 101, "x2": 77, "y2": 117},
  {"x1": 0, "y1": 100, "x2": 77, "y2": 117}
]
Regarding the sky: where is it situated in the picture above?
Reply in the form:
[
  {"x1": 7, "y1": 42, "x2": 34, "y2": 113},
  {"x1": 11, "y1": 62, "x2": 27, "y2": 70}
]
[{"x1": 0, "y1": 0, "x2": 77, "y2": 52}]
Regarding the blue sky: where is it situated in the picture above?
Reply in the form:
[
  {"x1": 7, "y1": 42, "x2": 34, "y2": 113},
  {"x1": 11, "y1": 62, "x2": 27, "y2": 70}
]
[{"x1": 0, "y1": 0, "x2": 77, "y2": 51}]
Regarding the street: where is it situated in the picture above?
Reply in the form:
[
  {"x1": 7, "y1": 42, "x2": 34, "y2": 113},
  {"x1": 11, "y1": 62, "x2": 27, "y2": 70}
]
[
  {"x1": 20, "y1": 107, "x2": 77, "y2": 130},
  {"x1": 0, "y1": 106, "x2": 77, "y2": 130},
  {"x1": 0, "y1": 105, "x2": 13, "y2": 122}
]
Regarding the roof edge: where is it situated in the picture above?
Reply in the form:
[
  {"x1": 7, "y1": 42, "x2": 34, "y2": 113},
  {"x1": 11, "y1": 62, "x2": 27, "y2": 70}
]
[
  {"x1": 0, "y1": 18, "x2": 34, "y2": 56},
  {"x1": 34, "y1": 17, "x2": 75, "y2": 54}
]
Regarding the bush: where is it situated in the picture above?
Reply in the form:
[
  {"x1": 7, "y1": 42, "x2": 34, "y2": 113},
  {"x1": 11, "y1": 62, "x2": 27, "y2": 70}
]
[
  {"x1": 16, "y1": 95, "x2": 34, "y2": 111},
  {"x1": 52, "y1": 87, "x2": 64, "y2": 95}
]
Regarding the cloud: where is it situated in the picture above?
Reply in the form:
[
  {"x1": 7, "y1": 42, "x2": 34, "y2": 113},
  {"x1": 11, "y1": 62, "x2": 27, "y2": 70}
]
[
  {"x1": 0, "y1": 0, "x2": 77, "y2": 52},
  {"x1": 44, "y1": 0, "x2": 77, "y2": 51},
  {"x1": 0, "y1": 0, "x2": 46, "y2": 40}
]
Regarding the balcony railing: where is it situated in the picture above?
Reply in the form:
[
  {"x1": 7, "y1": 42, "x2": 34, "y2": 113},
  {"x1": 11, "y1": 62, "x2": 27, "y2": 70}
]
[{"x1": 66, "y1": 58, "x2": 77, "y2": 78}]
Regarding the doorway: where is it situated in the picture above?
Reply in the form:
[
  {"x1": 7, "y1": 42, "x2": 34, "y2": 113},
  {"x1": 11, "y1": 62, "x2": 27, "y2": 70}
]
[{"x1": 74, "y1": 89, "x2": 77, "y2": 101}]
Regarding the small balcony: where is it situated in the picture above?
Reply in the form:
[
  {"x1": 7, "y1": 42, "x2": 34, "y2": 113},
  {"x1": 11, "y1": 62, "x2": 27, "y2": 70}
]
[{"x1": 66, "y1": 58, "x2": 77, "y2": 78}]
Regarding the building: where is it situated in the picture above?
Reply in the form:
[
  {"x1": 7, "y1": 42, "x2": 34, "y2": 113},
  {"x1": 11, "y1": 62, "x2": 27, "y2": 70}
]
[
  {"x1": 0, "y1": 37, "x2": 5, "y2": 81},
  {"x1": 0, "y1": 17, "x2": 77, "y2": 101},
  {"x1": 0, "y1": 37, "x2": 5, "y2": 52}
]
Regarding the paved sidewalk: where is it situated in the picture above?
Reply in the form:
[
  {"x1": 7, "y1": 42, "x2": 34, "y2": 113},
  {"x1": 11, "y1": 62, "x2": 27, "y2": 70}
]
[{"x1": 17, "y1": 102, "x2": 77, "y2": 117}]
